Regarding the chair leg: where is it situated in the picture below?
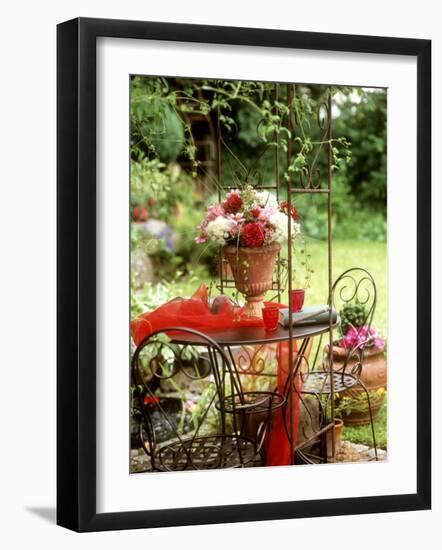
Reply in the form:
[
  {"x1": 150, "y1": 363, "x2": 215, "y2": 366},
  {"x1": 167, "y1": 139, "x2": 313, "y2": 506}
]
[
  {"x1": 321, "y1": 396, "x2": 328, "y2": 463},
  {"x1": 359, "y1": 381, "x2": 378, "y2": 461}
]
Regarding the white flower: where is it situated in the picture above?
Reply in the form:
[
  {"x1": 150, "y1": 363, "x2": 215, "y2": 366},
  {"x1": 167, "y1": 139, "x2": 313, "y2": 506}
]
[
  {"x1": 292, "y1": 222, "x2": 301, "y2": 235},
  {"x1": 205, "y1": 216, "x2": 235, "y2": 245},
  {"x1": 268, "y1": 212, "x2": 301, "y2": 243},
  {"x1": 254, "y1": 190, "x2": 279, "y2": 208}
]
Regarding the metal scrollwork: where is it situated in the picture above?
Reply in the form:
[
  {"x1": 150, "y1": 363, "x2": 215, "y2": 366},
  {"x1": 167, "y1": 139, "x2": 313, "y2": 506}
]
[
  {"x1": 317, "y1": 101, "x2": 331, "y2": 132},
  {"x1": 333, "y1": 268, "x2": 377, "y2": 328},
  {"x1": 298, "y1": 165, "x2": 322, "y2": 190}
]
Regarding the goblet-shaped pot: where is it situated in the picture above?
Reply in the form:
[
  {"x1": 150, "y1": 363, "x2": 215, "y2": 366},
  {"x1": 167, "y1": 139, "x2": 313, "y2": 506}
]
[{"x1": 223, "y1": 243, "x2": 280, "y2": 318}]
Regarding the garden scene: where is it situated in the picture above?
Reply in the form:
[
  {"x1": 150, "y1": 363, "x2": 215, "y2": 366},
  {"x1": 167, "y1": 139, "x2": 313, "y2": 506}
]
[{"x1": 130, "y1": 77, "x2": 387, "y2": 473}]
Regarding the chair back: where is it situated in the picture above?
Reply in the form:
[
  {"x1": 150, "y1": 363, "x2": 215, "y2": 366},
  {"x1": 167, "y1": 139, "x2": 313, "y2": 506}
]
[
  {"x1": 331, "y1": 268, "x2": 377, "y2": 376},
  {"x1": 131, "y1": 327, "x2": 231, "y2": 471}
]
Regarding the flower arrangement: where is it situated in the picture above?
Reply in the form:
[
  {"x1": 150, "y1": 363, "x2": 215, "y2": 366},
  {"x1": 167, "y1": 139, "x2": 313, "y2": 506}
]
[{"x1": 195, "y1": 186, "x2": 300, "y2": 248}]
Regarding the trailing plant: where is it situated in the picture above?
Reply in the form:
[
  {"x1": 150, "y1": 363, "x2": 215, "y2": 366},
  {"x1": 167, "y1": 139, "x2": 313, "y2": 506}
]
[{"x1": 131, "y1": 77, "x2": 353, "y2": 189}]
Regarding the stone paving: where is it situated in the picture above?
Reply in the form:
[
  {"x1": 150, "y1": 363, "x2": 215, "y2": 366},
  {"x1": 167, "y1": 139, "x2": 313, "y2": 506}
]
[
  {"x1": 334, "y1": 440, "x2": 387, "y2": 462},
  {"x1": 130, "y1": 440, "x2": 387, "y2": 473},
  {"x1": 130, "y1": 448, "x2": 153, "y2": 474}
]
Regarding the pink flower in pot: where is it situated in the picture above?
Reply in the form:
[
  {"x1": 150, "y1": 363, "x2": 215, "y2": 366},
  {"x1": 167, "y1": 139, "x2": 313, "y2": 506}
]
[{"x1": 341, "y1": 325, "x2": 384, "y2": 350}]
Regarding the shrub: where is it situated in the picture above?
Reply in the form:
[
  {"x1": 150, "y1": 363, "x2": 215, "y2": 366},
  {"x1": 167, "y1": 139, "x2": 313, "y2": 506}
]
[{"x1": 131, "y1": 77, "x2": 184, "y2": 162}]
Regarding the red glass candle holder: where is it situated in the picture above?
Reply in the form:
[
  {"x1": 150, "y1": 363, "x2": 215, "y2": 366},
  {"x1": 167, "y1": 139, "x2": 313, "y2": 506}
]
[
  {"x1": 262, "y1": 306, "x2": 279, "y2": 331},
  {"x1": 290, "y1": 289, "x2": 305, "y2": 312}
]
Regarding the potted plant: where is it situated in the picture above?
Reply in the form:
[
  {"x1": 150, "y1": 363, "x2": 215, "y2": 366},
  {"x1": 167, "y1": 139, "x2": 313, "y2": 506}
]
[
  {"x1": 196, "y1": 185, "x2": 300, "y2": 317},
  {"x1": 328, "y1": 303, "x2": 387, "y2": 424},
  {"x1": 334, "y1": 388, "x2": 386, "y2": 426}
]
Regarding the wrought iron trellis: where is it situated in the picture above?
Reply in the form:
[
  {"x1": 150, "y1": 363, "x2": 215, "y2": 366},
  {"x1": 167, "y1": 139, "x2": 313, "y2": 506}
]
[
  {"x1": 215, "y1": 86, "x2": 284, "y2": 302},
  {"x1": 215, "y1": 83, "x2": 336, "y2": 464}
]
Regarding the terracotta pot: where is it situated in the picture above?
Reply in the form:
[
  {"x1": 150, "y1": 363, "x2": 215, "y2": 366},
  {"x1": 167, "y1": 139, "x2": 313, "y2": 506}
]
[
  {"x1": 223, "y1": 243, "x2": 280, "y2": 318},
  {"x1": 338, "y1": 393, "x2": 385, "y2": 425},
  {"x1": 326, "y1": 418, "x2": 344, "y2": 458},
  {"x1": 329, "y1": 343, "x2": 387, "y2": 425}
]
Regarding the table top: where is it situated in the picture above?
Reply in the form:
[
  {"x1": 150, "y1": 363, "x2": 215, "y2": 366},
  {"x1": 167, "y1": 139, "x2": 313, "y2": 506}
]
[{"x1": 170, "y1": 318, "x2": 340, "y2": 346}]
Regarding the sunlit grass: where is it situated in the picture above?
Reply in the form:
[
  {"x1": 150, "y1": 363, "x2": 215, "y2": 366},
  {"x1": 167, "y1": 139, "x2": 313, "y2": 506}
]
[
  {"x1": 343, "y1": 403, "x2": 387, "y2": 450},
  {"x1": 297, "y1": 239, "x2": 387, "y2": 335}
]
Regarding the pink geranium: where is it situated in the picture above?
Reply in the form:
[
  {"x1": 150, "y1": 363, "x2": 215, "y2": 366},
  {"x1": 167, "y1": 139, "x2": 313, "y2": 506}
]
[{"x1": 341, "y1": 325, "x2": 385, "y2": 350}]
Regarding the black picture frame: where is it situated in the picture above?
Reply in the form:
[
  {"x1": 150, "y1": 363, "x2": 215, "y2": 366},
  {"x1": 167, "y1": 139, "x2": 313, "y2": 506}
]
[{"x1": 57, "y1": 17, "x2": 431, "y2": 532}]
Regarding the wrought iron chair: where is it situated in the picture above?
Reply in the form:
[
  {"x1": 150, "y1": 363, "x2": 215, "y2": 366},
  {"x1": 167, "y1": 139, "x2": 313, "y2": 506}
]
[
  {"x1": 296, "y1": 268, "x2": 381, "y2": 463},
  {"x1": 131, "y1": 327, "x2": 281, "y2": 471}
]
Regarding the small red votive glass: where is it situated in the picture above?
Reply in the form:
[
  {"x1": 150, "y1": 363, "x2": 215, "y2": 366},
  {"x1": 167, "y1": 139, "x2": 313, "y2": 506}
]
[
  {"x1": 262, "y1": 306, "x2": 279, "y2": 331},
  {"x1": 291, "y1": 289, "x2": 305, "y2": 312}
]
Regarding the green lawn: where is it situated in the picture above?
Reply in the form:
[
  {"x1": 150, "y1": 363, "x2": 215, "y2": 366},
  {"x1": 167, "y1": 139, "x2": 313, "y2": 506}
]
[
  {"x1": 297, "y1": 239, "x2": 387, "y2": 335},
  {"x1": 343, "y1": 403, "x2": 387, "y2": 449},
  {"x1": 304, "y1": 240, "x2": 387, "y2": 450}
]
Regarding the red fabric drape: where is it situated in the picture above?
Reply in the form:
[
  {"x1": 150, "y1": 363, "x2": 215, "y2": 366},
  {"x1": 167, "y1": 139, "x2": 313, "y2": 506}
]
[
  {"x1": 131, "y1": 284, "x2": 300, "y2": 466},
  {"x1": 264, "y1": 341, "x2": 300, "y2": 466},
  {"x1": 131, "y1": 284, "x2": 266, "y2": 346}
]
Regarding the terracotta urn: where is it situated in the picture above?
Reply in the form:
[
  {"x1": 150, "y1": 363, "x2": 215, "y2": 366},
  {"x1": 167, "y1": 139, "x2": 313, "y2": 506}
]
[
  {"x1": 328, "y1": 343, "x2": 387, "y2": 425},
  {"x1": 223, "y1": 243, "x2": 280, "y2": 318}
]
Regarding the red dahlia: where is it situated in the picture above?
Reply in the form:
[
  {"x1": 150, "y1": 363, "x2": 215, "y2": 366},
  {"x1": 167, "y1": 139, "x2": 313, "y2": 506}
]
[
  {"x1": 223, "y1": 192, "x2": 243, "y2": 214},
  {"x1": 241, "y1": 222, "x2": 265, "y2": 247}
]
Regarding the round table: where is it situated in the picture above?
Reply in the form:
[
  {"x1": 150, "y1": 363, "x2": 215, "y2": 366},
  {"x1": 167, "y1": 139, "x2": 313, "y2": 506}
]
[
  {"x1": 168, "y1": 319, "x2": 340, "y2": 465},
  {"x1": 170, "y1": 320, "x2": 340, "y2": 347}
]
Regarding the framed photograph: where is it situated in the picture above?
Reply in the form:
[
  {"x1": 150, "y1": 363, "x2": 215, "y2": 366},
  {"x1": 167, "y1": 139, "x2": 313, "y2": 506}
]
[{"x1": 57, "y1": 17, "x2": 431, "y2": 532}]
